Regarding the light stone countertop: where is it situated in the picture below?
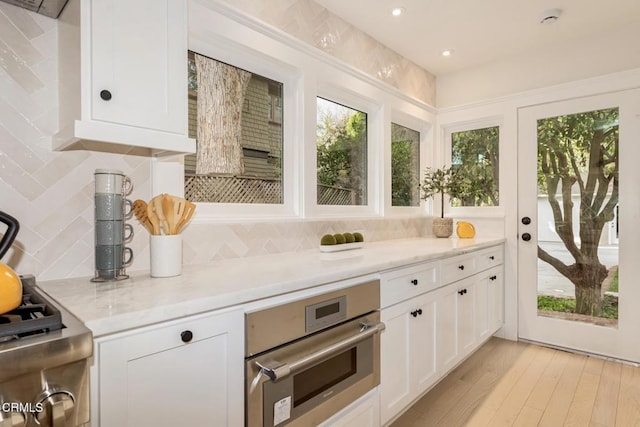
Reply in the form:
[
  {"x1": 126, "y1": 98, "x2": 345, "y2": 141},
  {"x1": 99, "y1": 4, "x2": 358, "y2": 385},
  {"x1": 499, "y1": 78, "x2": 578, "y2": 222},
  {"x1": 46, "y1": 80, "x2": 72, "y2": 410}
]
[{"x1": 37, "y1": 237, "x2": 505, "y2": 338}]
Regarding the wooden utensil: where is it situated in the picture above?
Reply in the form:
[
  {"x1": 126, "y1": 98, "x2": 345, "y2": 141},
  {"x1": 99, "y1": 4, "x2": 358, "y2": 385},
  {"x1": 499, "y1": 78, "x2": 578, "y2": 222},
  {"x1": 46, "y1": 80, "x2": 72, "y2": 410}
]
[
  {"x1": 152, "y1": 194, "x2": 169, "y2": 235},
  {"x1": 132, "y1": 199, "x2": 154, "y2": 234},
  {"x1": 161, "y1": 194, "x2": 176, "y2": 235},
  {"x1": 175, "y1": 200, "x2": 196, "y2": 234},
  {"x1": 146, "y1": 200, "x2": 161, "y2": 235}
]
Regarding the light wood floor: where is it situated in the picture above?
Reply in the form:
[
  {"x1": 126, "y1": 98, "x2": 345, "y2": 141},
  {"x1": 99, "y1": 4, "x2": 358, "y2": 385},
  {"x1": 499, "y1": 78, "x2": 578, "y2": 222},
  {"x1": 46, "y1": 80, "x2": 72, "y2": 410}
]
[{"x1": 391, "y1": 337, "x2": 640, "y2": 427}]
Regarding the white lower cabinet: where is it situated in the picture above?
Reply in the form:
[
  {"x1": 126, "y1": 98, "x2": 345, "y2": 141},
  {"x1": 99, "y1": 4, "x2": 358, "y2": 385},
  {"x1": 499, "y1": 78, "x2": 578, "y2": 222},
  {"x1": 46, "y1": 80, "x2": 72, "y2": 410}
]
[
  {"x1": 380, "y1": 291, "x2": 438, "y2": 425},
  {"x1": 380, "y1": 244, "x2": 505, "y2": 425},
  {"x1": 93, "y1": 309, "x2": 244, "y2": 427},
  {"x1": 319, "y1": 388, "x2": 380, "y2": 427}
]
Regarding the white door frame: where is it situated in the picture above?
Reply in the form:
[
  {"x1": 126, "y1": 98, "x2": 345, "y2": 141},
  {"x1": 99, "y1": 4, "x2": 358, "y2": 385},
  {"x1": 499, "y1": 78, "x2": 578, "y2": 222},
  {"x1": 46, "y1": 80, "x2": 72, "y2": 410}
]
[{"x1": 517, "y1": 88, "x2": 640, "y2": 362}]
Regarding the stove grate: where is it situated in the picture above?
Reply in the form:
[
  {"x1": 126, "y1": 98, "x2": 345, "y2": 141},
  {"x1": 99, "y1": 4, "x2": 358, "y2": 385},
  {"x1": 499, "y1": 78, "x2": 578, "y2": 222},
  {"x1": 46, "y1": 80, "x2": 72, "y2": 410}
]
[{"x1": 0, "y1": 281, "x2": 63, "y2": 339}]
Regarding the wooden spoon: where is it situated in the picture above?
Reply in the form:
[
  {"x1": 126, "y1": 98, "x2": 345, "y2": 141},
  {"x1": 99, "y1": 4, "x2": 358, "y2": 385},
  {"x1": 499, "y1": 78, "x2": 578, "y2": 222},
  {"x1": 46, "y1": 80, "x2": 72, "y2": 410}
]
[
  {"x1": 175, "y1": 201, "x2": 196, "y2": 234},
  {"x1": 161, "y1": 194, "x2": 176, "y2": 235},
  {"x1": 152, "y1": 194, "x2": 169, "y2": 235},
  {"x1": 146, "y1": 200, "x2": 161, "y2": 235},
  {"x1": 132, "y1": 199, "x2": 154, "y2": 234}
]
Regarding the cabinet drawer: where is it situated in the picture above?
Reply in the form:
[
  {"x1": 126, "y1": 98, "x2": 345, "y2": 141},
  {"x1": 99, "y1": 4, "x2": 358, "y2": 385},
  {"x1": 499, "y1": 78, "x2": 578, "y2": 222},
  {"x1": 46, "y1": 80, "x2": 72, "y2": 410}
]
[
  {"x1": 381, "y1": 261, "x2": 439, "y2": 308},
  {"x1": 476, "y1": 246, "x2": 504, "y2": 272},
  {"x1": 441, "y1": 253, "x2": 477, "y2": 285}
]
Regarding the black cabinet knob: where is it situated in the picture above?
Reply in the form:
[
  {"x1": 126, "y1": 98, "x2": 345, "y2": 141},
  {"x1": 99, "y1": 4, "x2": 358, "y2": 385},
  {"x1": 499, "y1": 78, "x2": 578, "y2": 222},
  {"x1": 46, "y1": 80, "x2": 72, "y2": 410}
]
[
  {"x1": 411, "y1": 279, "x2": 418, "y2": 286},
  {"x1": 417, "y1": 309, "x2": 423, "y2": 316},
  {"x1": 180, "y1": 330, "x2": 193, "y2": 343},
  {"x1": 411, "y1": 310, "x2": 418, "y2": 318},
  {"x1": 100, "y1": 90, "x2": 112, "y2": 101},
  {"x1": 522, "y1": 216, "x2": 532, "y2": 225},
  {"x1": 521, "y1": 233, "x2": 532, "y2": 241},
  {"x1": 490, "y1": 275, "x2": 497, "y2": 280},
  {"x1": 489, "y1": 256, "x2": 495, "y2": 260},
  {"x1": 458, "y1": 289, "x2": 464, "y2": 296},
  {"x1": 458, "y1": 265, "x2": 465, "y2": 270}
]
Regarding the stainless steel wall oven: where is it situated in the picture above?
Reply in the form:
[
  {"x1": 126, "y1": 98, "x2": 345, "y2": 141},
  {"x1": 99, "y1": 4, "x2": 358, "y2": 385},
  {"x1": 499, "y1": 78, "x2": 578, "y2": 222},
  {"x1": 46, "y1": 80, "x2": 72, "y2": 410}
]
[{"x1": 245, "y1": 280, "x2": 384, "y2": 426}]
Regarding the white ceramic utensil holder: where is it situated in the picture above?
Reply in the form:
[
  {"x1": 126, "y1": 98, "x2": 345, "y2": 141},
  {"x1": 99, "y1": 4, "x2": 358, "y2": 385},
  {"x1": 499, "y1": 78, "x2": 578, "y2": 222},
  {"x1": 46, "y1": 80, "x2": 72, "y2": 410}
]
[{"x1": 150, "y1": 235, "x2": 182, "y2": 278}]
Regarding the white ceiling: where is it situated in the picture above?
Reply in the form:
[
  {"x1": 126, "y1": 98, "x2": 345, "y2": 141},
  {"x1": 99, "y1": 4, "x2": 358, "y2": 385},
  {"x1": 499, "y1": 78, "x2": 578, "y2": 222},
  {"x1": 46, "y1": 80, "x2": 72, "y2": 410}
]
[{"x1": 313, "y1": 0, "x2": 640, "y2": 76}]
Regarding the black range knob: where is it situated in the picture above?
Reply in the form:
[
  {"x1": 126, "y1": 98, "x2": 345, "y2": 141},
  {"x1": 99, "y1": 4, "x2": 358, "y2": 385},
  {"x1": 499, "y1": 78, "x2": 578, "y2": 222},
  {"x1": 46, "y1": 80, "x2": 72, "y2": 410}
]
[
  {"x1": 411, "y1": 279, "x2": 418, "y2": 286},
  {"x1": 180, "y1": 330, "x2": 193, "y2": 343},
  {"x1": 100, "y1": 89, "x2": 112, "y2": 101},
  {"x1": 521, "y1": 233, "x2": 532, "y2": 241}
]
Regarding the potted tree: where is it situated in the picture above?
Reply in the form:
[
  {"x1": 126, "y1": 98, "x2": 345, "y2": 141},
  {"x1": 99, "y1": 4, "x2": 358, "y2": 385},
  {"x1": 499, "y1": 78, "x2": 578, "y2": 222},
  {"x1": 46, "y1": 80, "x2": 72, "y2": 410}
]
[{"x1": 421, "y1": 166, "x2": 469, "y2": 238}]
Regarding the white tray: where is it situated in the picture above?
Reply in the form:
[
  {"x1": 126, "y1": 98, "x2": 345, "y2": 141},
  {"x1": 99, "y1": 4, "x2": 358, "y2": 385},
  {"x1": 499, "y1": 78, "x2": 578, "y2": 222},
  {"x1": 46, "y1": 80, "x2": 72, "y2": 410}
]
[{"x1": 319, "y1": 242, "x2": 364, "y2": 252}]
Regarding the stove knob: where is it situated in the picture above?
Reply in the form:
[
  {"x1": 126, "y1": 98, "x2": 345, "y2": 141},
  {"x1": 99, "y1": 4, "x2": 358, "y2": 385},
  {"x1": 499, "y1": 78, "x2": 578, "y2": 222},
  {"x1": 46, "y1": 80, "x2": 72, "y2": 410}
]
[
  {"x1": 0, "y1": 409, "x2": 26, "y2": 427},
  {"x1": 34, "y1": 390, "x2": 74, "y2": 427}
]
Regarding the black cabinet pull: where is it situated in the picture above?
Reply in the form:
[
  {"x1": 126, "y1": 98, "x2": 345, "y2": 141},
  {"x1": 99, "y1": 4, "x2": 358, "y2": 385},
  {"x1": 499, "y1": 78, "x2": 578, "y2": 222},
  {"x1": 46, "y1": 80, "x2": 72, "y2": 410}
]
[
  {"x1": 411, "y1": 279, "x2": 418, "y2": 286},
  {"x1": 458, "y1": 289, "x2": 464, "y2": 295},
  {"x1": 410, "y1": 309, "x2": 424, "y2": 317},
  {"x1": 458, "y1": 265, "x2": 465, "y2": 270},
  {"x1": 489, "y1": 256, "x2": 495, "y2": 260},
  {"x1": 100, "y1": 89, "x2": 112, "y2": 101},
  {"x1": 180, "y1": 330, "x2": 193, "y2": 343},
  {"x1": 490, "y1": 275, "x2": 497, "y2": 280}
]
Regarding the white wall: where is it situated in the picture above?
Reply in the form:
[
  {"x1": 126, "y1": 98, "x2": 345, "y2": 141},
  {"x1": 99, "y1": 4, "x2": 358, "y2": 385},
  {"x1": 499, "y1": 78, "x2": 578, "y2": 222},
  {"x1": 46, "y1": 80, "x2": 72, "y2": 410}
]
[
  {"x1": 436, "y1": 21, "x2": 640, "y2": 108},
  {"x1": 0, "y1": 1, "x2": 437, "y2": 280}
]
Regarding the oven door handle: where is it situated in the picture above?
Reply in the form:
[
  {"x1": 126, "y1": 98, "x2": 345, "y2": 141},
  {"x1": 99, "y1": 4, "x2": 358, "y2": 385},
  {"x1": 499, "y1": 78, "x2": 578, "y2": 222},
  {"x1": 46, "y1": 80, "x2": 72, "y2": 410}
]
[{"x1": 256, "y1": 321, "x2": 385, "y2": 382}]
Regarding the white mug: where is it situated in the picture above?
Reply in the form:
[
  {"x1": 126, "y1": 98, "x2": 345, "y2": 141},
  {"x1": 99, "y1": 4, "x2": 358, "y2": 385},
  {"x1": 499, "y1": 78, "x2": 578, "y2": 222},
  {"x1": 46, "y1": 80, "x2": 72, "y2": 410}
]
[{"x1": 95, "y1": 169, "x2": 133, "y2": 195}]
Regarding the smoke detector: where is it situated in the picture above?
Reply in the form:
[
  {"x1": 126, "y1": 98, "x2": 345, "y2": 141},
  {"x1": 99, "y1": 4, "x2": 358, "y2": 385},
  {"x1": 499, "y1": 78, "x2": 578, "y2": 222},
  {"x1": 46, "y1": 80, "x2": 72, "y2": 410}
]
[{"x1": 540, "y1": 8, "x2": 562, "y2": 24}]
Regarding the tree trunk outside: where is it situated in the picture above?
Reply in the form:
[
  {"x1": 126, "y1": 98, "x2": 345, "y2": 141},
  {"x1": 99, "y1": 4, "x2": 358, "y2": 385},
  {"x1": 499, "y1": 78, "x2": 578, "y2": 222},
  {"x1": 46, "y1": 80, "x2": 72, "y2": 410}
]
[
  {"x1": 195, "y1": 54, "x2": 252, "y2": 175},
  {"x1": 574, "y1": 276, "x2": 604, "y2": 316}
]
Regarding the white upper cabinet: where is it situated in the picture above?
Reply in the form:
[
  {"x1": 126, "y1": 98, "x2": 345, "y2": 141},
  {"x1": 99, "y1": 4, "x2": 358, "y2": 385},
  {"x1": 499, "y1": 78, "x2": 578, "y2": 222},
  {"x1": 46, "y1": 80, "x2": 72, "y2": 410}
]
[{"x1": 56, "y1": 0, "x2": 195, "y2": 155}]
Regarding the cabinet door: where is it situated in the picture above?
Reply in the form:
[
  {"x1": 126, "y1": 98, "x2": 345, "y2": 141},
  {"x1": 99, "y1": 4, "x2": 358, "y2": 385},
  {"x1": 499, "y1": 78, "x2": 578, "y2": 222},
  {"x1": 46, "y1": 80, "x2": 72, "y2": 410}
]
[
  {"x1": 435, "y1": 284, "x2": 458, "y2": 375},
  {"x1": 90, "y1": 0, "x2": 186, "y2": 134},
  {"x1": 475, "y1": 273, "x2": 491, "y2": 342},
  {"x1": 456, "y1": 278, "x2": 476, "y2": 358},
  {"x1": 380, "y1": 300, "x2": 413, "y2": 424},
  {"x1": 411, "y1": 292, "x2": 438, "y2": 394},
  {"x1": 488, "y1": 267, "x2": 504, "y2": 333},
  {"x1": 98, "y1": 310, "x2": 243, "y2": 427}
]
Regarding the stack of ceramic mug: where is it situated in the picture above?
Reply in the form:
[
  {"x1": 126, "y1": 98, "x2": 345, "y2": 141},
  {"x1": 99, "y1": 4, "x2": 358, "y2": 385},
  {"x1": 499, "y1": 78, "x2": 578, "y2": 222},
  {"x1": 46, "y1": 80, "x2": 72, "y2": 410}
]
[{"x1": 92, "y1": 169, "x2": 134, "y2": 282}]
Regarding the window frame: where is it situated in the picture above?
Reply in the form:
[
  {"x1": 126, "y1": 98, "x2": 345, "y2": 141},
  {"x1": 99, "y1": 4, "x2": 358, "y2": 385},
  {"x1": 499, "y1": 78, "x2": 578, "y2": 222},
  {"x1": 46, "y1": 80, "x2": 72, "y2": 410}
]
[
  {"x1": 187, "y1": 38, "x2": 301, "y2": 220},
  {"x1": 442, "y1": 117, "x2": 504, "y2": 217},
  {"x1": 308, "y1": 84, "x2": 382, "y2": 218},
  {"x1": 386, "y1": 111, "x2": 432, "y2": 216}
]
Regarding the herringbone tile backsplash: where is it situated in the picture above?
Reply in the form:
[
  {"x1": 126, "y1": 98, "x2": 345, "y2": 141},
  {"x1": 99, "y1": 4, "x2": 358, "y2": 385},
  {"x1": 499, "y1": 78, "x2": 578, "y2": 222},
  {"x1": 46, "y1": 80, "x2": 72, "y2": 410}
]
[{"x1": 0, "y1": 2, "x2": 436, "y2": 281}]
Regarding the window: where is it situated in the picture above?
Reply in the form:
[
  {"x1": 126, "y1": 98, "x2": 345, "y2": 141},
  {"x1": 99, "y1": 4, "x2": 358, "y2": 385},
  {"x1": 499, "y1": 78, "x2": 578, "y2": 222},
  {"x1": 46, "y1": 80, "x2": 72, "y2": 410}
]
[
  {"x1": 316, "y1": 97, "x2": 368, "y2": 206},
  {"x1": 451, "y1": 126, "x2": 499, "y2": 207},
  {"x1": 185, "y1": 51, "x2": 284, "y2": 204},
  {"x1": 391, "y1": 123, "x2": 420, "y2": 207}
]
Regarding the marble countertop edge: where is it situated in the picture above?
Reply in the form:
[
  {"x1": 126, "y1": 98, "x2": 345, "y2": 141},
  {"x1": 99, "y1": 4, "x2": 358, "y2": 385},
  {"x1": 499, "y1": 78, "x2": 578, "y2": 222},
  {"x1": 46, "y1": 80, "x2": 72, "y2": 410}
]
[{"x1": 37, "y1": 237, "x2": 505, "y2": 337}]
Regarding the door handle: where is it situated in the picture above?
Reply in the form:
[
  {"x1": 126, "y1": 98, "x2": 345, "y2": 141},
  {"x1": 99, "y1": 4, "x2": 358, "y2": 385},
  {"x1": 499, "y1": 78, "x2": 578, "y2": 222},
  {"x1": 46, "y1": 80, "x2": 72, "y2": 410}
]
[
  {"x1": 255, "y1": 321, "x2": 386, "y2": 382},
  {"x1": 521, "y1": 233, "x2": 532, "y2": 241}
]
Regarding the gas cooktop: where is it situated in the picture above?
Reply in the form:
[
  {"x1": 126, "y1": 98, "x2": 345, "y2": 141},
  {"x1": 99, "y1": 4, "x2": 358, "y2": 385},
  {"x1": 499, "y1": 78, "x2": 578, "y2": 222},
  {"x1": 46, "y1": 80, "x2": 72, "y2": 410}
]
[{"x1": 0, "y1": 276, "x2": 63, "y2": 341}]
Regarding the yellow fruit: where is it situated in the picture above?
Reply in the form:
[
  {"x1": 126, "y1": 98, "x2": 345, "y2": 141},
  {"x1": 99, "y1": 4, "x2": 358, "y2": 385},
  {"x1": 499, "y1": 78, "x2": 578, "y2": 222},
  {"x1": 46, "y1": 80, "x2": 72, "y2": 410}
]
[
  {"x1": 456, "y1": 221, "x2": 476, "y2": 239},
  {"x1": 0, "y1": 263, "x2": 22, "y2": 314}
]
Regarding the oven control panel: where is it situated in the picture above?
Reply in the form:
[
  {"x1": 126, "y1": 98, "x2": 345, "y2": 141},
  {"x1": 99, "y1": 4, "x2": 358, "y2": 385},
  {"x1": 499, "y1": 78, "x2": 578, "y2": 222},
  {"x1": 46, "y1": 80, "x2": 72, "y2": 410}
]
[{"x1": 305, "y1": 295, "x2": 347, "y2": 333}]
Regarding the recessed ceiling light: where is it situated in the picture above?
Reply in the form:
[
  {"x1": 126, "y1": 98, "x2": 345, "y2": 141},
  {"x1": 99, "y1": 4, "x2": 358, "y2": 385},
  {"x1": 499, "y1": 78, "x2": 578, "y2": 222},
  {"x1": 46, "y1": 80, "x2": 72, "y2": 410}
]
[
  {"x1": 441, "y1": 49, "x2": 454, "y2": 57},
  {"x1": 391, "y1": 7, "x2": 405, "y2": 17}
]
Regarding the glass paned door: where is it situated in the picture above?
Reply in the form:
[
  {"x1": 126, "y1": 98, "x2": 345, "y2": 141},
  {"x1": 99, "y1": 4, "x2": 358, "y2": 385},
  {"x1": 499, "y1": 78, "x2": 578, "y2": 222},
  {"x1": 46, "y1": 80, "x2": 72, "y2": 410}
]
[{"x1": 518, "y1": 89, "x2": 640, "y2": 362}]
